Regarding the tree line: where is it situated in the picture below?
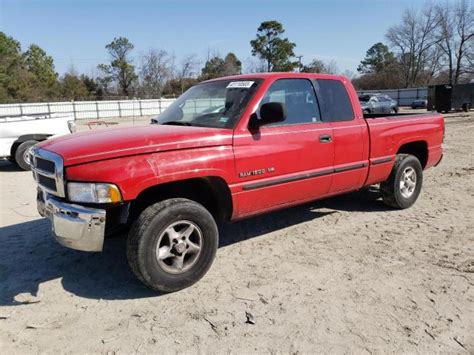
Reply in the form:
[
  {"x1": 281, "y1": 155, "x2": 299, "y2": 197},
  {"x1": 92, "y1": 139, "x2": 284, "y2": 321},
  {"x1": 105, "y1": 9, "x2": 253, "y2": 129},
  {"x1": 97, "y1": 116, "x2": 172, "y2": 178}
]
[{"x1": 0, "y1": 0, "x2": 472, "y2": 103}]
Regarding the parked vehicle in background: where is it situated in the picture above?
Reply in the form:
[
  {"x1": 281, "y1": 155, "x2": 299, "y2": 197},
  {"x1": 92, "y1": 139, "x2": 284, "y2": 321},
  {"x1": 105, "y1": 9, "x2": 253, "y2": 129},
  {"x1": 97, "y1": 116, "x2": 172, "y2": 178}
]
[
  {"x1": 29, "y1": 73, "x2": 444, "y2": 292},
  {"x1": 411, "y1": 99, "x2": 428, "y2": 109},
  {"x1": 359, "y1": 94, "x2": 398, "y2": 114},
  {"x1": 428, "y1": 83, "x2": 474, "y2": 112},
  {"x1": 0, "y1": 113, "x2": 75, "y2": 170}
]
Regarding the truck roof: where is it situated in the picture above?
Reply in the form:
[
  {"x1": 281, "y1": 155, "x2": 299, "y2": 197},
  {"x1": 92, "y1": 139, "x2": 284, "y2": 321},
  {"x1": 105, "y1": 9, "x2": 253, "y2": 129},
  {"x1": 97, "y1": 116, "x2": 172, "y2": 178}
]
[{"x1": 204, "y1": 72, "x2": 348, "y2": 83}]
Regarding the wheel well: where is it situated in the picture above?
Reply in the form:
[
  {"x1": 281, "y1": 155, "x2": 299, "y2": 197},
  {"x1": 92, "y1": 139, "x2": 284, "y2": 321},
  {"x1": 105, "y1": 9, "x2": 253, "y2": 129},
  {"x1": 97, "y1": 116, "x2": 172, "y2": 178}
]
[
  {"x1": 10, "y1": 134, "x2": 50, "y2": 157},
  {"x1": 130, "y1": 177, "x2": 233, "y2": 222},
  {"x1": 397, "y1": 141, "x2": 428, "y2": 169}
]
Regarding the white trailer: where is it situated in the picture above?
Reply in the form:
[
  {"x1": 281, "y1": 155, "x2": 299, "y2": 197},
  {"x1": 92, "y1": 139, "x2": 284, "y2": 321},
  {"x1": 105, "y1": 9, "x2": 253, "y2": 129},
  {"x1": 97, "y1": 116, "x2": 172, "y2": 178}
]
[{"x1": 0, "y1": 113, "x2": 75, "y2": 170}]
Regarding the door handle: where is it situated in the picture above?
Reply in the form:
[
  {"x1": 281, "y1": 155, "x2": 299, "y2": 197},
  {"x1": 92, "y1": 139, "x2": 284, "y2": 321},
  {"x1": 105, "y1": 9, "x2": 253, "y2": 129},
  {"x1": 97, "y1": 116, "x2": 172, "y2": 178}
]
[{"x1": 319, "y1": 134, "x2": 332, "y2": 143}]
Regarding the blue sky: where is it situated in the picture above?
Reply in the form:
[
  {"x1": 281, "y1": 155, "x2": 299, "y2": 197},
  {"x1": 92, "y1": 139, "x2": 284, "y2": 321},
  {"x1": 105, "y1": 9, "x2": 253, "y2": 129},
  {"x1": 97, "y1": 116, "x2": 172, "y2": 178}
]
[{"x1": 1, "y1": 0, "x2": 427, "y2": 76}]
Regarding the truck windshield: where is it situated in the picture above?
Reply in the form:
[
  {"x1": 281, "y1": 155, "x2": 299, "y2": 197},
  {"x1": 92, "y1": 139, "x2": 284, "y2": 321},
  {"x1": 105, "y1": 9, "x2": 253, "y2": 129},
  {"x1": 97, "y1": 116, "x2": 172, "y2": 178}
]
[{"x1": 156, "y1": 79, "x2": 261, "y2": 128}]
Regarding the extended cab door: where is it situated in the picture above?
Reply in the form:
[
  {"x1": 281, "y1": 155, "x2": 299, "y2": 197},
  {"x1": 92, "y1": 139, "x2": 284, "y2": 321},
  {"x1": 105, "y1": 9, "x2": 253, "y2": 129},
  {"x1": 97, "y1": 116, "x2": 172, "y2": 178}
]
[
  {"x1": 233, "y1": 78, "x2": 334, "y2": 218},
  {"x1": 313, "y1": 79, "x2": 369, "y2": 193}
]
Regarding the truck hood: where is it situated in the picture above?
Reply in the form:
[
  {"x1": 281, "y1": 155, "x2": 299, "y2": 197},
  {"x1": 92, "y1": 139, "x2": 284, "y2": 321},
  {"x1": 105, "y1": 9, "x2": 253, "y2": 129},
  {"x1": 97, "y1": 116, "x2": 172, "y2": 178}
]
[{"x1": 38, "y1": 124, "x2": 233, "y2": 166}]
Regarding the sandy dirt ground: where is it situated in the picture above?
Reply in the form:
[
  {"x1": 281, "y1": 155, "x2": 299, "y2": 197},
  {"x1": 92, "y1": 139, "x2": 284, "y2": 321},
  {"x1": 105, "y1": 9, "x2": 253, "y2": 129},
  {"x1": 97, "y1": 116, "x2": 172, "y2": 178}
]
[{"x1": 0, "y1": 110, "x2": 473, "y2": 354}]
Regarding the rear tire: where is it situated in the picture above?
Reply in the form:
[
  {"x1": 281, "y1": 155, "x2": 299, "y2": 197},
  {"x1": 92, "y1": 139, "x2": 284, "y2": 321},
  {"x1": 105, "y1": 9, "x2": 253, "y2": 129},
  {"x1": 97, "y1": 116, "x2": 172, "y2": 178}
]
[
  {"x1": 127, "y1": 198, "x2": 218, "y2": 292},
  {"x1": 14, "y1": 140, "x2": 38, "y2": 170},
  {"x1": 381, "y1": 154, "x2": 423, "y2": 209}
]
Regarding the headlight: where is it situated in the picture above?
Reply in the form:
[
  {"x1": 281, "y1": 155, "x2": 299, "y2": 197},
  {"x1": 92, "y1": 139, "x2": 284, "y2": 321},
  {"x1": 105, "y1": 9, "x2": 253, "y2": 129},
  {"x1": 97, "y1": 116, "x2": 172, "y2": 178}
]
[
  {"x1": 67, "y1": 182, "x2": 122, "y2": 203},
  {"x1": 67, "y1": 120, "x2": 76, "y2": 133}
]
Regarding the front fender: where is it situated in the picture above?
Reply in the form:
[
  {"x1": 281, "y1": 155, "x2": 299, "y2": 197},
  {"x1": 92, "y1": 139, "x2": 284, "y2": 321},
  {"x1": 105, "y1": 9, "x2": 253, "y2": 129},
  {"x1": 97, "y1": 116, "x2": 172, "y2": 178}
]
[{"x1": 65, "y1": 146, "x2": 236, "y2": 200}]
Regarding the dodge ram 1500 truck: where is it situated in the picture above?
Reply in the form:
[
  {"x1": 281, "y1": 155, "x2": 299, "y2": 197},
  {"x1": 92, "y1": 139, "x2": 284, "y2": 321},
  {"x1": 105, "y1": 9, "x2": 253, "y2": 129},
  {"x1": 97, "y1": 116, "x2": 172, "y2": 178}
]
[{"x1": 29, "y1": 73, "x2": 444, "y2": 292}]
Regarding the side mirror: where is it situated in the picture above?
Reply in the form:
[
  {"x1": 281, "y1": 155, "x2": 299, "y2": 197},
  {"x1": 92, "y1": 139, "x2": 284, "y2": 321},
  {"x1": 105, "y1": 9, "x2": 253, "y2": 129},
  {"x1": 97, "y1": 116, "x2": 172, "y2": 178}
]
[{"x1": 249, "y1": 102, "x2": 287, "y2": 129}]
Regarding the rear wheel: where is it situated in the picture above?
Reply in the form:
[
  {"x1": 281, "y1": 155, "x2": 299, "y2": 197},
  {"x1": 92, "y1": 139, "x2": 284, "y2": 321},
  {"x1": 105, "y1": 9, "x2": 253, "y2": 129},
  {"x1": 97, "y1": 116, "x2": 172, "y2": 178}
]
[
  {"x1": 381, "y1": 154, "x2": 423, "y2": 209},
  {"x1": 14, "y1": 140, "x2": 38, "y2": 170},
  {"x1": 126, "y1": 198, "x2": 218, "y2": 292}
]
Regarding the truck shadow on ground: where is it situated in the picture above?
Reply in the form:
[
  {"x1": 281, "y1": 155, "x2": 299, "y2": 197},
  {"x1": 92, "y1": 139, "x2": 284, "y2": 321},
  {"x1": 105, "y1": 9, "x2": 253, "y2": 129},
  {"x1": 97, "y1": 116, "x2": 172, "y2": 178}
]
[
  {"x1": 0, "y1": 160, "x2": 24, "y2": 172},
  {"x1": 0, "y1": 192, "x2": 390, "y2": 305}
]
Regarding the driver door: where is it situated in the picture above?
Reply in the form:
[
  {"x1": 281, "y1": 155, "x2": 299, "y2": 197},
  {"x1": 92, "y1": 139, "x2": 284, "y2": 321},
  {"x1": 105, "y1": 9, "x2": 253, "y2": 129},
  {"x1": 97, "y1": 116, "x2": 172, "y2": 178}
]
[{"x1": 233, "y1": 78, "x2": 334, "y2": 218}]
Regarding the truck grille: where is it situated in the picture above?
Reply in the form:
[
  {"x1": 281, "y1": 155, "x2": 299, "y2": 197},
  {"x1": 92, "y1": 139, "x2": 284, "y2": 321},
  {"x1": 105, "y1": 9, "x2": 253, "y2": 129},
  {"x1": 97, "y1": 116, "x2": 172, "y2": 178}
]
[
  {"x1": 36, "y1": 157, "x2": 56, "y2": 173},
  {"x1": 37, "y1": 174, "x2": 57, "y2": 191},
  {"x1": 29, "y1": 147, "x2": 65, "y2": 197}
]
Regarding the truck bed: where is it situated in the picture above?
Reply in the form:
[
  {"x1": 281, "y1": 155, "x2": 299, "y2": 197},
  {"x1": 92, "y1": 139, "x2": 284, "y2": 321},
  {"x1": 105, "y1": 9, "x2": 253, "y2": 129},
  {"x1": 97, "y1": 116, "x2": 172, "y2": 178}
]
[
  {"x1": 363, "y1": 111, "x2": 444, "y2": 186},
  {"x1": 0, "y1": 113, "x2": 63, "y2": 123}
]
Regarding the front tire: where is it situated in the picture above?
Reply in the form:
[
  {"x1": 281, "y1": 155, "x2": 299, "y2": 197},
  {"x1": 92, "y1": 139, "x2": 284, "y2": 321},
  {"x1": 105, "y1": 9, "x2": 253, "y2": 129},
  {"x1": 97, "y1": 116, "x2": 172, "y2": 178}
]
[
  {"x1": 15, "y1": 140, "x2": 38, "y2": 170},
  {"x1": 127, "y1": 198, "x2": 218, "y2": 292},
  {"x1": 381, "y1": 154, "x2": 423, "y2": 209}
]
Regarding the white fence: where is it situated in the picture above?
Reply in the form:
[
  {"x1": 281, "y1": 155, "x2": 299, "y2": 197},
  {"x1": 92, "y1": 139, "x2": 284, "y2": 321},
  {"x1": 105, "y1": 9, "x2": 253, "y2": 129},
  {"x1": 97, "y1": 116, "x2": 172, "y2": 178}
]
[
  {"x1": 357, "y1": 87, "x2": 428, "y2": 106},
  {"x1": 0, "y1": 99, "x2": 176, "y2": 120},
  {"x1": 0, "y1": 87, "x2": 428, "y2": 120}
]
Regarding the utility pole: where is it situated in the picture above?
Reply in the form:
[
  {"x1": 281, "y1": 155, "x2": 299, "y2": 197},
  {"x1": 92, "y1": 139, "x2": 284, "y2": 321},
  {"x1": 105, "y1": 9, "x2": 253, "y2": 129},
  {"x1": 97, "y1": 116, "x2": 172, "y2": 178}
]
[{"x1": 296, "y1": 55, "x2": 303, "y2": 72}]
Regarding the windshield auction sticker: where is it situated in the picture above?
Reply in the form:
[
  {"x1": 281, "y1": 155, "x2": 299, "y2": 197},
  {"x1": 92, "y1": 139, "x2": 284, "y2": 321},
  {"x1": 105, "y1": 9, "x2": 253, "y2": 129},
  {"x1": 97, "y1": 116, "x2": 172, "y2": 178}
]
[{"x1": 226, "y1": 81, "x2": 255, "y2": 89}]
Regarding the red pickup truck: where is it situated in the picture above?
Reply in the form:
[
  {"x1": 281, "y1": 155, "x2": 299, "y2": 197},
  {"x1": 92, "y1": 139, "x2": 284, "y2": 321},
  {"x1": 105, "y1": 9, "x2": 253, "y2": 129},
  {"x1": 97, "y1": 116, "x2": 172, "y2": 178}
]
[{"x1": 29, "y1": 73, "x2": 444, "y2": 292}]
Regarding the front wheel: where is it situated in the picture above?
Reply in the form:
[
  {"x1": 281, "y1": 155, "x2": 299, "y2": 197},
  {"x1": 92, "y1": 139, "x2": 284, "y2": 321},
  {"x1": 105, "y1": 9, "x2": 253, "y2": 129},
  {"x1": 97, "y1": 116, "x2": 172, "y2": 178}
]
[
  {"x1": 126, "y1": 198, "x2": 218, "y2": 292},
  {"x1": 15, "y1": 140, "x2": 38, "y2": 170},
  {"x1": 380, "y1": 154, "x2": 423, "y2": 209}
]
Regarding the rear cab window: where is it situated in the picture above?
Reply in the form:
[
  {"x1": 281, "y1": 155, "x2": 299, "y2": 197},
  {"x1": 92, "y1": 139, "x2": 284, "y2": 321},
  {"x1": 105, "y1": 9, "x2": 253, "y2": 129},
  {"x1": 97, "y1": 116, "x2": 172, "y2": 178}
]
[{"x1": 314, "y1": 79, "x2": 354, "y2": 122}]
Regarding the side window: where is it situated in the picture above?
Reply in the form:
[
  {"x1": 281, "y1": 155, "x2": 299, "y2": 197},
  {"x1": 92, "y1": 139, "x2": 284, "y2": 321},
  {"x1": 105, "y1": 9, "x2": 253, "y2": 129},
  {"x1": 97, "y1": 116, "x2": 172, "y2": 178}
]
[
  {"x1": 260, "y1": 79, "x2": 320, "y2": 125},
  {"x1": 315, "y1": 79, "x2": 354, "y2": 122}
]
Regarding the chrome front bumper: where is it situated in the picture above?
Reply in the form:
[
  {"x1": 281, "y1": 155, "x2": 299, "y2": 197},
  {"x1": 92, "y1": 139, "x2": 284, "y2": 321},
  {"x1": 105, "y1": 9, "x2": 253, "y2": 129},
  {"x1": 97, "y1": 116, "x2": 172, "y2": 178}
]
[{"x1": 37, "y1": 190, "x2": 106, "y2": 252}]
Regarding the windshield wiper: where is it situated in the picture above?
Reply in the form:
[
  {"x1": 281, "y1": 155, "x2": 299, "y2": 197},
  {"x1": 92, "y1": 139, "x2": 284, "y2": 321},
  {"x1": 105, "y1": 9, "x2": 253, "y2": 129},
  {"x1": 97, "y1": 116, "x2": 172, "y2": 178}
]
[{"x1": 161, "y1": 121, "x2": 193, "y2": 126}]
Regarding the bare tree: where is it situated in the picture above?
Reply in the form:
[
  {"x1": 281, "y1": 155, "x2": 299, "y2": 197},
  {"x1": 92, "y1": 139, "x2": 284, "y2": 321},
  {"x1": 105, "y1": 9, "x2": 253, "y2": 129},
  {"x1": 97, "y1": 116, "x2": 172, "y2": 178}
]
[
  {"x1": 466, "y1": 42, "x2": 474, "y2": 77},
  {"x1": 301, "y1": 58, "x2": 339, "y2": 74},
  {"x1": 341, "y1": 69, "x2": 356, "y2": 80},
  {"x1": 175, "y1": 54, "x2": 198, "y2": 94},
  {"x1": 436, "y1": 3, "x2": 455, "y2": 84},
  {"x1": 139, "y1": 49, "x2": 172, "y2": 97},
  {"x1": 243, "y1": 57, "x2": 267, "y2": 73},
  {"x1": 425, "y1": 44, "x2": 445, "y2": 83},
  {"x1": 436, "y1": 0, "x2": 474, "y2": 84},
  {"x1": 386, "y1": 5, "x2": 442, "y2": 87},
  {"x1": 324, "y1": 60, "x2": 339, "y2": 75},
  {"x1": 453, "y1": 0, "x2": 474, "y2": 82}
]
